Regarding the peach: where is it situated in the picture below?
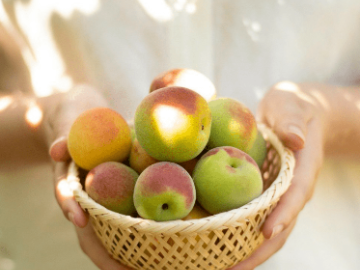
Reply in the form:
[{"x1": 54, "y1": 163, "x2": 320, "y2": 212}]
[
  {"x1": 182, "y1": 203, "x2": 210, "y2": 220},
  {"x1": 133, "y1": 162, "x2": 196, "y2": 221},
  {"x1": 129, "y1": 137, "x2": 199, "y2": 174},
  {"x1": 85, "y1": 161, "x2": 138, "y2": 215},
  {"x1": 248, "y1": 130, "x2": 267, "y2": 168},
  {"x1": 193, "y1": 146, "x2": 263, "y2": 214},
  {"x1": 134, "y1": 86, "x2": 212, "y2": 163},
  {"x1": 150, "y1": 68, "x2": 216, "y2": 101},
  {"x1": 207, "y1": 98, "x2": 257, "y2": 153},
  {"x1": 129, "y1": 138, "x2": 158, "y2": 174},
  {"x1": 68, "y1": 107, "x2": 132, "y2": 170}
]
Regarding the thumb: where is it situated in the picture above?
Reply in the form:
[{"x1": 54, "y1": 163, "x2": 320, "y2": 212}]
[
  {"x1": 272, "y1": 116, "x2": 307, "y2": 151},
  {"x1": 258, "y1": 100, "x2": 311, "y2": 151}
]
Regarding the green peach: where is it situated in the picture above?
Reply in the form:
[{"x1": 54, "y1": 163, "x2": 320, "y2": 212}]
[
  {"x1": 133, "y1": 162, "x2": 196, "y2": 221},
  {"x1": 207, "y1": 98, "x2": 257, "y2": 153},
  {"x1": 85, "y1": 161, "x2": 138, "y2": 215},
  {"x1": 248, "y1": 130, "x2": 267, "y2": 169},
  {"x1": 193, "y1": 146, "x2": 263, "y2": 214},
  {"x1": 149, "y1": 68, "x2": 216, "y2": 102},
  {"x1": 134, "y1": 86, "x2": 212, "y2": 163}
]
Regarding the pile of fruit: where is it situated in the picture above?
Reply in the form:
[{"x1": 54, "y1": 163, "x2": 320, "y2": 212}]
[{"x1": 67, "y1": 69, "x2": 268, "y2": 222}]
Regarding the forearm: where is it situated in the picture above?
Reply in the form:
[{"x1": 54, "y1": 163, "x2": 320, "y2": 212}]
[{"x1": 302, "y1": 83, "x2": 360, "y2": 157}]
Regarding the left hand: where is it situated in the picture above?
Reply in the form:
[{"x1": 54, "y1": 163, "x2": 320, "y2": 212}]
[{"x1": 230, "y1": 81, "x2": 326, "y2": 269}]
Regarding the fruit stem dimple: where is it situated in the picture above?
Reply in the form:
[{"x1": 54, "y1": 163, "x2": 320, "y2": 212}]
[{"x1": 162, "y1": 203, "x2": 169, "y2": 210}]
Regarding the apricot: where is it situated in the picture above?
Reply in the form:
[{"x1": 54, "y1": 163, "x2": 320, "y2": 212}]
[
  {"x1": 68, "y1": 107, "x2": 131, "y2": 170},
  {"x1": 134, "y1": 86, "x2": 212, "y2": 163},
  {"x1": 129, "y1": 138, "x2": 158, "y2": 174},
  {"x1": 207, "y1": 98, "x2": 257, "y2": 153},
  {"x1": 193, "y1": 146, "x2": 263, "y2": 214},
  {"x1": 133, "y1": 162, "x2": 196, "y2": 221},
  {"x1": 85, "y1": 161, "x2": 138, "y2": 215},
  {"x1": 248, "y1": 130, "x2": 267, "y2": 168},
  {"x1": 150, "y1": 68, "x2": 216, "y2": 101}
]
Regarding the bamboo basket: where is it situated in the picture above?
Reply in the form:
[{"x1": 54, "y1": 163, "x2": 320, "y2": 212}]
[{"x1": 67, "y1": 123, "x2": 295, "y2": 270}]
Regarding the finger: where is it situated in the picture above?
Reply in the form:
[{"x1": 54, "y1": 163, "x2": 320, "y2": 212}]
[
  {"x1": 229, "y1": 219, "x2": 297, "y2": 270},
  {"x1": 54, "y1": 161, "x2": 88, "y2": 228},
  {"x1": 75, "y1": 222, "x2": 132, "y2": 270},
  {"x1": 49, "y1": 136, "x2": 71, "y2": 162},
  {"x1": 258, "y1": 90, "x2": 314, "y2": 151},
  {"x1": 261, "y1": 119, "x2": 323, "y2": 239}
]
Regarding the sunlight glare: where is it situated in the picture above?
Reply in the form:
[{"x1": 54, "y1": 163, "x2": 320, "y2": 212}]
[
  {"x1": 57, "y1": 179, "x2": 73, "y2": 197},
  {"x1": 185, "y1": 3, "x2": 197, "y2": 14},
  {"x1": 25, "y1": 104, "x2": 43, "y2": 128},
  {"x1": 229, "y1": 118, "x2": 241, "y2": 135},
  {"x1": 155, "y1": 105, "x2": 182, "y2": 131},
  {"x1": 275, "y1": 81, "x2": 316, "y2": 105},
  {"x1": 137, "y1": 0, "x2": 173, "y2": 22},
  {"x1": 310, "y1": 90, "x2": 330, "y2": 111},
  {"x1": 0, "y1": 96, "x2": 13, "y2": 111},
  {"x1": 175, "y1": 70, "x2": 216, "y2": 101}
]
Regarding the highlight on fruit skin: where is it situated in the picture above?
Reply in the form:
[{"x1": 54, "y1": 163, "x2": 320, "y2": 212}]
[
  {"x1": 192, "y1": 146, "x2": 263, "y2": 214},
  {"x1": 133, "y1": 162, "x2": 196, "y2": 221},
  {"x1": 134, "y1": 86, "x2": 212, "y2": 163},
  {"x1": 207, "y1": 97, "x2": 258, "y2": 153},
  {"x1": 149, "y1": 68, "x2": 216, "y2": 102},
  {"x1": 85, "y1": 161, "x2": 139, "y2": 216},
  {"x1": 67, "y1": 107, "x2": 132, "y2": 170}
]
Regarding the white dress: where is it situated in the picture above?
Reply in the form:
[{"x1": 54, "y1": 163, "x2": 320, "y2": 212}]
[
  {"x1": 0, "y1": 1, "x2": 359, "y2": 269},
  {"x1": 2, "y1": 0, "x2": 360, "y2": 117}
]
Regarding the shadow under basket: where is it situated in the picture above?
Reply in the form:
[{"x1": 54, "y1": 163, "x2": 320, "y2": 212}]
[{"x1": 68, "y1": 123, "x2": 295, "y2": 270}]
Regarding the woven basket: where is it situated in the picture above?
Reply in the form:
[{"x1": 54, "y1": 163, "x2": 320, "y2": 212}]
[{"x1": 67, "y1": 123, "x2": 295, "y2": 270}]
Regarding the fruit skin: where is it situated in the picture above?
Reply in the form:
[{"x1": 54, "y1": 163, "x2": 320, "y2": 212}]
[
  {"x1": 207, "y1": 98, "x2": 257, "y2": 153},
  {"x1": 182, "y1": 203, "x2": 210, "y2": 220},
  {"x1": 129, "y1": 138, "x2": 158, "y2": 174},
  {"x1": 68, "y1": 107, "x2": 132, "y2": 170},
  {"x1": 192, "y1": 146, "x2": 263, "y2": 214},
  {"x1": 150, "y1": 68, "x2": 216, "y2": 102},
  {"x1": 85, "y1": 162, "x2": 139, "y2": 215},
  {"x1": 133, "y1": 162, "x2": 196, "y2": 221},
  {"x1": 134, "y1": 86, "x2": 212, "y2": 163},
  {"x1": 248, "y1": 130, "x2": 267, "y2": 169}
]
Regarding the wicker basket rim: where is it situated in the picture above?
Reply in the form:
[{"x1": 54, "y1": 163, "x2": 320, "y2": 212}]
[{"x1": 69, "y1": 123, "x2": 295, "y2": 235}]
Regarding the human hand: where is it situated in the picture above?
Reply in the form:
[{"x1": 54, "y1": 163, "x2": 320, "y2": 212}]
[
  {"x1": 42, "y1": 84, "x2": 132, "y2": 269},
  {"x1": 230, "y1": 81, "x2": 327, "y2": 269}
]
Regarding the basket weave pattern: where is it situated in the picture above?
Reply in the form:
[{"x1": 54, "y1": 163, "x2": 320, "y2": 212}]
[{"x1": 68, "y1": 124, "x2": 295, "y2": 270}]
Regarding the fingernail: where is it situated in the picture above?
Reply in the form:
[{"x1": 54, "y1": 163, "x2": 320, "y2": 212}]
[
  {"x1": 287, "y1": 125, "x2": 305, "y2": 143},
  {"x1": 270, "y1": 224, "x2": 284, "y2": 239}
]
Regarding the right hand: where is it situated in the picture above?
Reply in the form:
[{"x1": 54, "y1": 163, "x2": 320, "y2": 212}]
[{"x1": 42, "y1": 84, "x2": 132, "y2": 269}]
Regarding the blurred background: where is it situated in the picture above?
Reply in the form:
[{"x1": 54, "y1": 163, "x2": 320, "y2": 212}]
[{"x1": 1, "y1": 0, "x2": 360, "y2": 269}]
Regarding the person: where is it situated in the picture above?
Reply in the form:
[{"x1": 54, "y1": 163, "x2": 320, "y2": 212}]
[{"x1": 1, "y1": 1, "x2": 360, "y2": 269}]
